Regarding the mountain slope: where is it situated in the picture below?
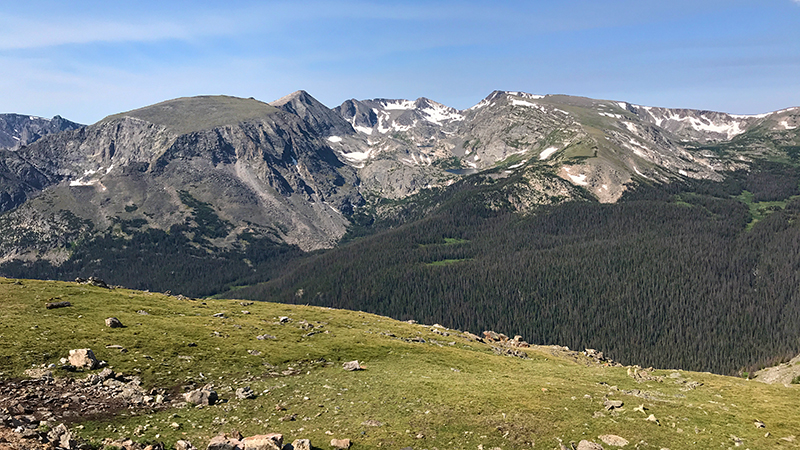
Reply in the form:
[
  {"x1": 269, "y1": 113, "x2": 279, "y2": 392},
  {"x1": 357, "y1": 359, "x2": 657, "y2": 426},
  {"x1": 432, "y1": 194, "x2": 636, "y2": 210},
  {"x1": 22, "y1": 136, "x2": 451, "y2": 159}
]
[
  {"x1": 0, "y1": 113, "x2": 83, "y2": 149},
  {"x1": 2, "y1": 277, "x2": 799, "y2": 450}
]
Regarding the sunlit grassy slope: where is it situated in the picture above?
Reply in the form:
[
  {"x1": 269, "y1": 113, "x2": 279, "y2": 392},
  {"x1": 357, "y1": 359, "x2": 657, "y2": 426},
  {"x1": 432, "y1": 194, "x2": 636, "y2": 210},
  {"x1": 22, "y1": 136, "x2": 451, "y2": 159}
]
[
  {"x1": 1, "y1": 277, "x2": 798, "y2": 449},
  {"x1": 101, "y1": 95, "x2": 279, "y2": 135}
]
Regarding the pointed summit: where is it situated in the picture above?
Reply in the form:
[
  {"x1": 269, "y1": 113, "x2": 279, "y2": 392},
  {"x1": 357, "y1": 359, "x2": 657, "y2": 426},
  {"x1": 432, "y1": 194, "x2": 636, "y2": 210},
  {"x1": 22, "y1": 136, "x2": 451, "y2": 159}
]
[{"x1": 270, "y1": 90, "x2": 355, "y2": 137}]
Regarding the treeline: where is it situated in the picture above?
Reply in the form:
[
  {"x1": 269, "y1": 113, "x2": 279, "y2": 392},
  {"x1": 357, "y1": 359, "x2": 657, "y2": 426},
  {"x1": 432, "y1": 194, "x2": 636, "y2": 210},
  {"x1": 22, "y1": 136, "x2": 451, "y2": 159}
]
[
  {"x1": 229, "y1": 167, "x2": 800, "y2": 375},
  {"x1": 0, "y1": 221, "x2": 303, "y2": 298}
]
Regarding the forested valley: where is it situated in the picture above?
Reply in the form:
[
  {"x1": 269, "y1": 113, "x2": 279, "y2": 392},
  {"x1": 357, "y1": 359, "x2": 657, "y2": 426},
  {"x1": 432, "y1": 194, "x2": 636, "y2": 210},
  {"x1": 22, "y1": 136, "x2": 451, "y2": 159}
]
[{"x1": 228, "y1": 162, "x2": 800, "y2": 375}]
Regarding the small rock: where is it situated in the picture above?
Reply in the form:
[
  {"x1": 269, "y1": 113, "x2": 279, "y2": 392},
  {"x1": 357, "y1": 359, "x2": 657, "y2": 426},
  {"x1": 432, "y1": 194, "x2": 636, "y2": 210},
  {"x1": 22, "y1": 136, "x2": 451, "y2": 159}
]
[
  {"x1": 754, "y1": 420, "x2": 765, "y2": 428},
  {"x1": 361, "y1": 419, "x2": 383, "y2": 427},
  {"x1": 330, "y1": 438, "x2": 351, "y2": 449},
  {"x1": 46, "y1": 301, "x2": 72, "y2": 309},
  {"x1": 68, "y1": 348, "x2": 98, "y2": 370},
  {"x1": 23, "y1": 368, "x2": 53, "y2": 379},
  {"x1": 207, "y1": 434, "x2": 242, "y2": 450},
  {"x1": 646, "y1": 414, "x2": 660, "y2": 425},
  {"x1": 598, "y1": 435, "x2": 628, "y2": 447},
  {"x1": 105, "y1": 317, "x2": 124, "y2": 328},
  {"x1": 342, "y1": 360, "x2": 362, "y2": 371},
  {"x1": 242, "y1": 433, "x2": 283, "y2": 450},
  {"x1": 290, "y1": 439, "x2": 312, "y2": 450},
  {"x1": 577, "y1": 440, "x2": 604, "y2": 450},
  {"x1": 256, "y1": 335, "x2": 276, "y2": 340},
  {"x1": 279, "y1": 316, "x2": 290, "y2": 323},
  {"x1": 213, "y1": 313, "x2": 225, "y2": 318},
  {"x1": 603, "y1": 399, "x2": 623, "y2": 410},
  {"x1": 175, "y1": 440, "x2": 196, "y2": 450},
  {"x1": 183, "y1": 386, "x2": 218, "y2": 405},
  {"x1": 236, "y1": 386, "x2": 257, "y2": 400}
]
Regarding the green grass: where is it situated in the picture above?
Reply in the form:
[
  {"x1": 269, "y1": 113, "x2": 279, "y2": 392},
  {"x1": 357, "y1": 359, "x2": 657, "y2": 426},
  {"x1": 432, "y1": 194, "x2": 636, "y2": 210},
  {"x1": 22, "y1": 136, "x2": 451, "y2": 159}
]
[
  {"x1": 425, "y1": 258, "x2": 472, "y2": 266},
  {"x1": 102, "y1": 96, "x2": 279, "y2": 135},
  {"x1": 2, "y1": 277, "x2": 799, "y2": 449},
  {"x1": 736, "y1": 190, "x2": 799, "y2": 230}
]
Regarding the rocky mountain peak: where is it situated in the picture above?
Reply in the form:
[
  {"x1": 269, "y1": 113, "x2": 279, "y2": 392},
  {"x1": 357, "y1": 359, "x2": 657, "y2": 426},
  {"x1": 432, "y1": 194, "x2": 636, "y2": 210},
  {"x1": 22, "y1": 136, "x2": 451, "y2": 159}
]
[
  {"x1": 0, "y1": 114, "x2": 83, "y2": 150},
  {"x1": 270, "y1": 91, "x2": 355, "y2": 137}
]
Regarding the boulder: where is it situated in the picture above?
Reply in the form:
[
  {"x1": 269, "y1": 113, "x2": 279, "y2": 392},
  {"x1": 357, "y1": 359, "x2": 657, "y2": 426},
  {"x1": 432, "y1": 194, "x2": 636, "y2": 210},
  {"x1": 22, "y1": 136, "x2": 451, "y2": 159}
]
[
  {"x1": 105, "y1": 317, "x2": 124, "y2": 328},
  {"x1": 577, "y1": 440, "x2": 604, "y2": 450},
  {"x1": 175, "y1": 441, "x2": 196, "y2": 450},
  {"x1": 68, "y1": 348, "x2": 98, "y2": 370},
  {"x1": 342, "y1": 360, "x2": 362, "y2": 371},
  {"x1": 235, "y1": 386, "x2": 257, "y2": 400},
  {"x1": 184, "y1": 386, "x2": 218, "y2": 405},
  {"x1": 241, "y1": 433, "x2": 283, "y2": 450},
  {"x1": 47, "y1": 423, "x2": 76, "y2": 450},
  {"x1": 598, "y1": 435, "x2": 629, "y2": 447},
  {"x1": 207, "y1": 434, "x2": 242, "y2": 450},
  {"x1": 290, "y1": 439, "x2": 312, "y2": 450},
  {"x1": 330, "y1": 438, "x2": 351, "y2": 449}
]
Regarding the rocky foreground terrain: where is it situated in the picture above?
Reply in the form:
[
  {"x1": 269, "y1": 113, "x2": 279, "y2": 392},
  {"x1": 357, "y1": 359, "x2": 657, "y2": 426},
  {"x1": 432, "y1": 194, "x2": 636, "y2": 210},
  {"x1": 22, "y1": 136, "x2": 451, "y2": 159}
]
[{"x1": 1, "y1": 277, "x2": 799, "y2": 450}]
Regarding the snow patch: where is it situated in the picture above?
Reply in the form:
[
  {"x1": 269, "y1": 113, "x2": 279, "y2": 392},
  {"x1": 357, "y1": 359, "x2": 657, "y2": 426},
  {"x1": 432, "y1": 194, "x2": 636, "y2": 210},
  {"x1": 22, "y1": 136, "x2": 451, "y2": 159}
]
[
  {"x1": 633, "y1": 166, "x2": 651, "y2": 180},
  {"x1": 679, "y1": 170, "x2": 688, "y2": 176},
  {"x1": 508, "y1": 92, "x2": 544, "y2": 100},
  {"x1": 622, "y1": 122, "x2": 638, "y2": 134},
  {"x1": 421, "y1": 103, "x2": 463, "y2": 125},
  {"x1": 508, "y1": 160, "x2": 527, "y2": 169},
  {"x1": 511, "y1": 99, "x2": 539, "y2": 108},
  {"x1": 327, "y1": 136, "x2": 343, "y2": 143},
  {"x1": 564, "y1": 167, "x2": 588, "y2": 186},
  {"x1": 617, "y1": 102, "x2": 628, "y2": 110},
  {"x1": 341, "y1": 150, "x2": 371, "y2": 162},
  {"x1": 354, "y1": 126, "x2": 373, "y2": 135},
  {"x1": 69, "y1": 179, "x2": 98, "y2": 187},
  {"x1": 539, "y1": 147, "x2": 558, "y2": 160},
  {"x1": 780, "y1": 120, "x2": 797, "y2": 130},
  {"x1": 467, "y1": 98, "x2": 491, "y2": 111},
  {"x1": 599, "y1": 112, "x2": 623, "y2": 119},
  {"x1": 381, "y1": 99, "x2": 415, "y2": 110}
]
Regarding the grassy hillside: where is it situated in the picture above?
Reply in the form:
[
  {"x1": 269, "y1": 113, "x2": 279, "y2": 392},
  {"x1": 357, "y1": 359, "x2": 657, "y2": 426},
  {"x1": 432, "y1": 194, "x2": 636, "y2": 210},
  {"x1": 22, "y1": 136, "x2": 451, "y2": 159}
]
[{"x1": 1, "y1": 277, "x2": 798, "y2": 449}]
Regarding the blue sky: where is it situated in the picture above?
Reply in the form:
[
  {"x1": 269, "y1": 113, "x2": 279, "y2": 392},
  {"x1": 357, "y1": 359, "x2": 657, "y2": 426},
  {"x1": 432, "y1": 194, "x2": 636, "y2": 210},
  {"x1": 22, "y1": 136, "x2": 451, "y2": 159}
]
[{"x1": 2, "y1": 0, "x2": 800, "y2": 124}]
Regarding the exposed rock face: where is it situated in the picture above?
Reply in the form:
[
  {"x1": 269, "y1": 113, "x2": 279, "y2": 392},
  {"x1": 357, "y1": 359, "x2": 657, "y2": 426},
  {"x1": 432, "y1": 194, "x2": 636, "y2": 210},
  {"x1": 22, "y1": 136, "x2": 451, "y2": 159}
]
[
  {"x1": 2, "y1": 91, "x2": 796, "y2": 271},
  {"x1": 0, "y1": 114, "x2": 83, "y2": 150},
  {"x1": 754, "y1": 353, "x2": 800, "y2": 385}
]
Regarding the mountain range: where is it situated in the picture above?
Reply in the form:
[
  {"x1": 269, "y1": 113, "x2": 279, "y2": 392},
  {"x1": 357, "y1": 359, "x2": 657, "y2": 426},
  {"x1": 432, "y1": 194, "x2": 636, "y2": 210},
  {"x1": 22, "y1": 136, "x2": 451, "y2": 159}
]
[
  {"x1": 2, "y1": 90, "x2": 798, "y2": 255},
  {"x1": 2, "y1": 90, "x2": 800, "y2": 373}
]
